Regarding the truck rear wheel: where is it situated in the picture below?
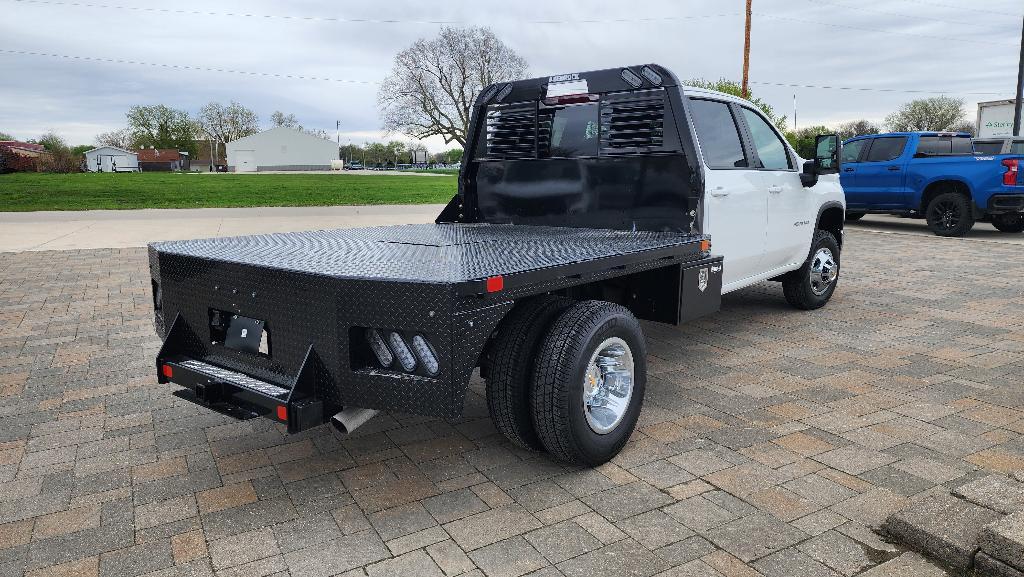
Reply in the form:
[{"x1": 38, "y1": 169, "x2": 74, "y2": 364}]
[
  {"x1": 926, "y1": 192, "x2": 974, "y2": 236},
  {"x1": 782, "y1": 230, "x2": 840, "y2": 310},
  {"x1": 991, "y1": 213, "x2": 1024, "y2": 233},
  {"x1": 530, "y1": 301, "x2": 646, "y2": 466},
  {"x1": 484, "y1": 295, "x2": 572, "y2": 451}
]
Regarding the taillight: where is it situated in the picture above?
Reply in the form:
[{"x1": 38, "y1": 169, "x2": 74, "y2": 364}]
[{"x1": 1003, "y1": 159, "x2": 1019, "y2": 186}]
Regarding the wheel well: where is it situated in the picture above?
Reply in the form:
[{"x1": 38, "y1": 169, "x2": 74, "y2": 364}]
[
  {"x1": 920, "y1": 180, "x2": 972, "y2": 214},
  {"x1": 817, "y1": 206, "x2": 844, "y2": 247}
]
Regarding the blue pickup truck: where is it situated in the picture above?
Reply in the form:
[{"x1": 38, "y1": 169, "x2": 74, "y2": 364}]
[{"x1": 840, "y1": 132, "x2": 1024, "y2": 235}]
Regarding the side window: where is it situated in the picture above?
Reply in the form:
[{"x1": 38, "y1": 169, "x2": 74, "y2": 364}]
[
  {"x1": 842, "y1": 139, "x2": 868, "y2": 163},
  {"x1": 973, "y1": 141, "x2": 1003, "y2": 155},
  {"x1": 916, "y1": 136, "x2": 972, "y2": 155},
  {"x1": 739, "y1": 107, "x2": 792, "y2": 170},
  {"x1": 865, "y1": 137, "x2": 908, "y2": 162},
  {"x1": 688, "y1": 99, "x2": 748, "y2": 169},
  {"x1": 1011, "y1": 141, "x2": 1024, "y2": 154}
]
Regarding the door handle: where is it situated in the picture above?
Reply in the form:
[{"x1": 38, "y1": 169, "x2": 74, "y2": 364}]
[
  {"x1": 710, "y1": 187, "x2": 729, "y2": 197},
  {"x1": 843, "y1": 167, "x2": 854, "y2": 172},
  {"x1": 887, "y1": 166, "x2": 901, "y2": 171},
  {"x1": 768, "y1": 186, "x2": 783, "y2": 194}
]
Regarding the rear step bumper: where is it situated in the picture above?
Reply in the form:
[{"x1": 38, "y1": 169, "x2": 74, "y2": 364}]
[
  {"x1": 160, "y1": 356, "x2": 326, "y2": 433},
  {"x1": 157, "y1": 314, "x2": 330, "y2": 433}
]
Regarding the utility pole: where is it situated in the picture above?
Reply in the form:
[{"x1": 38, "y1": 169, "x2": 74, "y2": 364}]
[
  {"x1": 742, "y1": 0, "x2": 752, "y2": 98},
  {"x1": 336, "y1": 120, "x2": 341, "y2": 158},
  {"x1": 1014, "y1": 14, "x2": 1024, "y2": 136},
  {"x1": 793, "y1": 94, "x2": 797, "y2": 131}
]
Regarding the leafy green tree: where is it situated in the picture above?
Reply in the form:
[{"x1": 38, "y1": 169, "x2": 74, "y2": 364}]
[
  {"x1": 885, "y1": 96, "x2": 969, "y2": 133},
  {"x1": 71, "y1": 144, "x2": 92, "y2": 155},
  {"x1": 127, "y1": 104, "x2": 198, "y2": 154},
  {"x1": 0, "y1": 131, "x2": 13, "y2": 140},
  {"x1": 783, "y1": 125, "x2": 830, "y2": 159},
  {"x1": 194, "y1": 102, "x2": 260, "y2": 148},
  {"x1": 684, "y1": 78, "x2": 788, "y2": 130}
]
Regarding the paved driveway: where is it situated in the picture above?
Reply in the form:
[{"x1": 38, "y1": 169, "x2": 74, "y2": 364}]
[{"x1": 1, "y1": 229, "x2": 1022, "y2": 577}]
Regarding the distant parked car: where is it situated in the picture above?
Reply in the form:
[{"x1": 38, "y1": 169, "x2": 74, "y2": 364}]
[
  {"x1": 973, "y1": 137, "x2": 1024, "y2": 155},
  {"x1": 841, "y1": 132, "x2": 1024, "y2": 235}
]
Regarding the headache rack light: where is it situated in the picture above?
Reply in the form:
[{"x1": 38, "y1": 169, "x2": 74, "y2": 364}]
[{"x1": 543, "y1": 93, "x2": 598, "y2": 106}]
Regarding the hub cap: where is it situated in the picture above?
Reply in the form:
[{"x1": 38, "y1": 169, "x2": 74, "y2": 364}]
[
  {"x1": 582, "y1": 337, "x2": 634, "y2": 435},
  {"x1": 809, "y1": 247, "x2": 837, "y2": 296}
]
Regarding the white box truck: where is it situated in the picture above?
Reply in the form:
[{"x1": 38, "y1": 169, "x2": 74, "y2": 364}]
[{"x1": 977, "y1": 99, "x2": 1018, "y2": 138}]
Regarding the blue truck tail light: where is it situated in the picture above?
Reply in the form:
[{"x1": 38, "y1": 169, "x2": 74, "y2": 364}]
[{"x1": 1003, "y1": 159, "x2": 1019, "y2": 186}]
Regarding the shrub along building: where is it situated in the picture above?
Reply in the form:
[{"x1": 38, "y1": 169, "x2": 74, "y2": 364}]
[{"x1": 226, "y1": 127, "x2": 338, "y2": 172}]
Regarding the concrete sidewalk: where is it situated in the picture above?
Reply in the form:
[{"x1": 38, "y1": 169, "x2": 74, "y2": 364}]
[{"x1": 0, "y1": 204, "x2": 446, "y2": 252}]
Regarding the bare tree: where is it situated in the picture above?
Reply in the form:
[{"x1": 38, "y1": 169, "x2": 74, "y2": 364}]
[
  {"x1": 886, "y1": 97, "x2": 968, "y2": 132},
  {"x1": 378, "y1": 26, "x2": 528, "y2": 147},
  {"x1": 195, "y1": 101, "x2": 260, "y2": 146},
  {"x1": 95, "y1": 128, "x2": 133, "y2": 150},
  {"x1": 271, "y1": 111, "x2": 300, "y2": 129}
]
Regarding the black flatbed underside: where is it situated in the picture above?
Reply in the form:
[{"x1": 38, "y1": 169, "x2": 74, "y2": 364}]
[{"x1": 150, "y1": 223, "x2": 706, "y2": 286}]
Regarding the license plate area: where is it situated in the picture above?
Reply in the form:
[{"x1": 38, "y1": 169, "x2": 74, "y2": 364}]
[{"x1": 209, "y1": 309, "x2": 270, "y2": 356}]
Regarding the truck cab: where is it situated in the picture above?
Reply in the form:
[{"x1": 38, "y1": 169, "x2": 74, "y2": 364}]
[{"x1": 149, "y1": 64, "x2": 845, "y2": 466}]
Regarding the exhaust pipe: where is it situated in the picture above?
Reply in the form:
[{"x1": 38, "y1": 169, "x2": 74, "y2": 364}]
[{"x1": 330, "y1": 407, "x2": 379, "y2": 435}]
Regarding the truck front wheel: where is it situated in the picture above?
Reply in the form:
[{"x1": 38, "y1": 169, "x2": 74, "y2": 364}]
[
  {"x1": 782, "y1": 230, "x2": 840, "y2": 310},
  {"x1": 991, "y1": 213, "x2": 1024, "y2": 233},
  {"x1": 530, "y1": 301, "x2": 646, "y2": 466},
  {"x1": 926, "y1": 192, "x2": 974, "y2": 236}
]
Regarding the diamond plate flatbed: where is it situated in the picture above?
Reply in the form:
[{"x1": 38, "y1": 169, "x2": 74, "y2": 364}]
[
  {"x1": 149, "y1": 223, "x2": 707, "y2": 287},
  {"x1": 148, "y1": 222, "x2": 713, "y2": 423}
]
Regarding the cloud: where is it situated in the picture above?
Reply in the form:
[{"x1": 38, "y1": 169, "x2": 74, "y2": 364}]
[{"x1": 1, "y1": 0, "x2": 1020, "y2": 146}]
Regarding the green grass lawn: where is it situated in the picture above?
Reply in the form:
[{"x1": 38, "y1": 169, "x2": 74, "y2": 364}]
[{"x1": 0, "y1": 172, "x2": 457, "y2": 211}]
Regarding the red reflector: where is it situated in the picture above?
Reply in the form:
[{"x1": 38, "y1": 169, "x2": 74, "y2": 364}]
[
  {"x1": 1003, "y1": 159, "x2": 1019, "y2": 186},
  {"x1": 276, "y1": 405, "x2": 288, "y2": 421},
  {"x1": 161, "y1": 364, "x2": 173, "y2": 378},
  {"x1": 485, "y1": 275, "x2": 504, "y2": 293}
]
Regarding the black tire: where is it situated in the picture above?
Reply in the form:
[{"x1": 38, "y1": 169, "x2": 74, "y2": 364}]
[
  {"x1": 483, "y1": 295, "x2": 572, "y2": 451},
  {"x1": 991, "y1": 213, "x2": 1024, "y2": 233},
  {"x1": 845, "y1": 212, "x2": 866, "y2": 222},
  {"x1": 531, "y1": 301, "x2": 646, "y2": 466},
  {"x1": 925, "y1": 191, "x2": 974, "y2": 237},
  {"x1": 782, "y1": 230, "x2": 840, "y2": 311}
]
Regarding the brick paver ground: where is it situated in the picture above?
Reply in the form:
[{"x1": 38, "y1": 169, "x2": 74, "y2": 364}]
[{"x1": 1, "y1": 229, "x2": 1023, "y2": 577}]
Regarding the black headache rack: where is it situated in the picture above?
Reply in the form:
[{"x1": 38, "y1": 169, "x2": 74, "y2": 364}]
[{"x1": 150, "y1": 224, "x2": 722, "y2": 431}]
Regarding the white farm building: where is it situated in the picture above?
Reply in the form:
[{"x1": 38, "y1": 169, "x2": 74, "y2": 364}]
[
  {"x1": 226, "y1": 127, "x2": 338, "y2": 172},
  {"x1": 84, "y1": 146, "x2": 139, "y2": 172}
]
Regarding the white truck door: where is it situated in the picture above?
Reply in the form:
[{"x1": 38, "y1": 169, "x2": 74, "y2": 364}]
[
  {"x1": 737, "y1": 107, "x2": 809, "y2": 269},
  {"x1": 689, "y1": 98, "x2": 767, "y2": 288}
]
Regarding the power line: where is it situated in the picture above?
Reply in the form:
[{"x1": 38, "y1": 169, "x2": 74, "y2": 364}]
[
  {"x1": 7, "y1": 0, "x2": 741, "y2": 25},
  {"x1": 1, "y1": 47, "x2": 1008, "y2": 97},
  {"x1": 750, "y1": 80, "x2": 1008, "y2": 97},
  {"x1": 805, "y1": 0, "x2": 995, "y2": 29},
  {"x1": 894, "y1": 0, "x2": 1017, "y2": 17},
  {"x1": 756, "y1": 13, "x2": 1017, "y2": 47},
  {"x1": 0, "y1": 49, "x2": 378, "y2": 84}
]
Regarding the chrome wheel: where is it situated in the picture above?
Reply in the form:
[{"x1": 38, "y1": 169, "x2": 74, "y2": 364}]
[
  {"x1": 809, "y1": 247, "x2": 837, "y2": 296},
  {"x1": 582, "y1": 337, "x2": 634, "y2": 435}
]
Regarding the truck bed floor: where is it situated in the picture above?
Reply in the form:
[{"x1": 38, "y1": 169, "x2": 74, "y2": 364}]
[{"x1": 150, "y1": 223, "x2": 705, "y2": 283}]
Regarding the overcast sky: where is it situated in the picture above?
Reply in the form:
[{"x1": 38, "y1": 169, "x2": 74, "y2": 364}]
[{"x1": 2, "y1": 0, "x2": 1022, "y2": 150}]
